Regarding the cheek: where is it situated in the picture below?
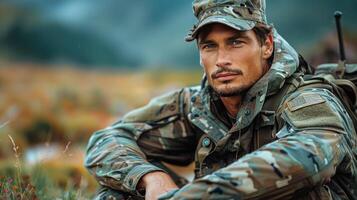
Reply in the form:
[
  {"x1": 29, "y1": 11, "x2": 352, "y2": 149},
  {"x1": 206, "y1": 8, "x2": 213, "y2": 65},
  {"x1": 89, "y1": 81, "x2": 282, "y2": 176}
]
[
  {"x1": 200, "y1": 54, "x2": 215, "y2": 74},
  {"x1": 233, "y1": 49, "x2": 264, "y2": 80}
]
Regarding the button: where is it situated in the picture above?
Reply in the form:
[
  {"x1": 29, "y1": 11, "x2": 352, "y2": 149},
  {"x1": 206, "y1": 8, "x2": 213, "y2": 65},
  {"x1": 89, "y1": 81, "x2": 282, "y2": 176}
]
[
  {"x1": 202, "y1": 137, "x2": 211, "y2": 147},
  {"x1": 245, "y1": 110, "x2": 251, "y2": 116}
]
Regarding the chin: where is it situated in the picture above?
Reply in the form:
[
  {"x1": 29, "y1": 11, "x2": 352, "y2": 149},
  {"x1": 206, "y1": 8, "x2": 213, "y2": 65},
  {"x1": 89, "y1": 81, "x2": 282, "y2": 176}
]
[{"x1": 213, "y1": 84, "x2": 247, "y2": 97}]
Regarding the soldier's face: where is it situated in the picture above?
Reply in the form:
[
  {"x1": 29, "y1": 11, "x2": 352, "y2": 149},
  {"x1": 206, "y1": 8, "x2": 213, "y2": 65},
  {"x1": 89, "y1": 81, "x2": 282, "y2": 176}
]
[{"x1": 198, "y1": 24, "x2": 273, "y2": 97}]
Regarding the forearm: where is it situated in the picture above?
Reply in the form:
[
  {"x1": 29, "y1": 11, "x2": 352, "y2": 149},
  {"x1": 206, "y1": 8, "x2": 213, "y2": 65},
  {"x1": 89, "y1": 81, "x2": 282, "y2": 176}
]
[
  {"x1": 85, "y1": 88, "x2": 197, "y2": 194},
  {"x1": 85, "y1": 128, "x2": 165, "y2": 194}
]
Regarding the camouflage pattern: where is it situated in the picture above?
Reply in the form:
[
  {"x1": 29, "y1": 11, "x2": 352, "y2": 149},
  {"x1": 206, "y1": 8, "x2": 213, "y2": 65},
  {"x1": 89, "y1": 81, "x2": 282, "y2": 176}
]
[
  {"x1": 186, "y1": 0, "x2": 267, "y2": 41},
  {"x1": 94, "y1": 187, "x2": 140, "y2": 200},
  {"x1": 85, "y1": 27, "x2": 357, "y2": 200}
]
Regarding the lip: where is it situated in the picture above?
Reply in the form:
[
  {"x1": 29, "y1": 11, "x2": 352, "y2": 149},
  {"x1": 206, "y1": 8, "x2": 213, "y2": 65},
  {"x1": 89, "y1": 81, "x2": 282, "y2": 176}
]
[{"x1": 214, "y1": 72, "x2": 239, "y2": 81}]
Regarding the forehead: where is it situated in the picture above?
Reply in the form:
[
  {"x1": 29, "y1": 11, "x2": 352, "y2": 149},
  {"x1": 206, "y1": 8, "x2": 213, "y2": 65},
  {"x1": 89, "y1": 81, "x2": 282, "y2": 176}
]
[{"x1": 198, "y1": 23, "x2": 247, "y2": 41}]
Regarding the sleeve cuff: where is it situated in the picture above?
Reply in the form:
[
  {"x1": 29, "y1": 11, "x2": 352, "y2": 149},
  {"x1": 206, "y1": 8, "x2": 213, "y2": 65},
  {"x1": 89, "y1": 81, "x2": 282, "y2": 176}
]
[{"x1": 123, "y1": 163, "x2": 166, "y2": 192}]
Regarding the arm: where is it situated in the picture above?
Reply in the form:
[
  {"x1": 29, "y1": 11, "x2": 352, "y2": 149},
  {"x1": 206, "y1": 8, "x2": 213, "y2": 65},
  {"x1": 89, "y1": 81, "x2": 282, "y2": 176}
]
[
  {"x1": 159, "y1": 88, "x2": 357, "y2": 199},
  {"x1": 84, "y1": 88, "x2": 196, "y2": 196}
]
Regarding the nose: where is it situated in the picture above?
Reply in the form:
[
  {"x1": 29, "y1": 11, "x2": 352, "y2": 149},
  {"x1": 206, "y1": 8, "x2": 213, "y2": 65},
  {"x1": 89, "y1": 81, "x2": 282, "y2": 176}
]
[{"x1": 216, "y1": 48, "x2": 232, "y2": 68}]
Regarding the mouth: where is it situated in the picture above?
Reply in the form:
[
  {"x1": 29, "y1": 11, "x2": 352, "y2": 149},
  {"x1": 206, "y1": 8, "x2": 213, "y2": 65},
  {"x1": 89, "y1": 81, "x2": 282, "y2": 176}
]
[{"x1": 214, "y1": 72, "x2": 240, "y2": 82}]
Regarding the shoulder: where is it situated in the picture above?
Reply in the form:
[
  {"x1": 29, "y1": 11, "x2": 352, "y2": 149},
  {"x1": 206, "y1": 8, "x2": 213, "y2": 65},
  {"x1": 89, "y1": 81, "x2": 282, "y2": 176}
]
[
  {"x1": 281, "y1": 88, "x2": 351, "y2": 133},
  {"x1": 122, "y1": 86, "x2": 201, "y2": 123}
]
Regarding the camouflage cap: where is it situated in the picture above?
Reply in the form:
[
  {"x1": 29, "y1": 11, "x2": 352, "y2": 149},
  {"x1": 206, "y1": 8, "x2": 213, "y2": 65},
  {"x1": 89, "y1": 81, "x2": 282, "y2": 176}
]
[{"x1": 186, "y1": 0, "x2": 267, "y2": 42}]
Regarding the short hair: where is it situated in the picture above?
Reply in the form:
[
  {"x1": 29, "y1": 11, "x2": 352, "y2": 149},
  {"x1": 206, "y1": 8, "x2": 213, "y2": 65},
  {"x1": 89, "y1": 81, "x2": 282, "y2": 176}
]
[{"x1": 252, "y1": 23, "x2": 273, "y2": 46}]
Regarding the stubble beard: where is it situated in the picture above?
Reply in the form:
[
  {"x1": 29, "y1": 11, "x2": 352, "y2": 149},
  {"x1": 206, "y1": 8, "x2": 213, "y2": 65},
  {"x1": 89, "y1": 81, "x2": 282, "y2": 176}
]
[
  {"x1": 210, "y1": 66, "x2": 247, "y2": 97},
  {"x1": 212, "y1": 81, "x2": 248, "y2": 97}
]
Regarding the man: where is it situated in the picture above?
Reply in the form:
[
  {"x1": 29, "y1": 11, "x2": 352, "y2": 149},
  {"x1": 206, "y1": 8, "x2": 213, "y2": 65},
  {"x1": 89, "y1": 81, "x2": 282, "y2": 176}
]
[{"x1": 85, "y1": 0, "x2": 357, "y2": 199}]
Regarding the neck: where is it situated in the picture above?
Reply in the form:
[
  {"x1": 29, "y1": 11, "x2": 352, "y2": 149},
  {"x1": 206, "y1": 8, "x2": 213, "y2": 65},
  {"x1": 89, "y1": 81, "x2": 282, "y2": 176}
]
[{"x1": 220, "y1": 95, "x2": 243, "y2": 118}]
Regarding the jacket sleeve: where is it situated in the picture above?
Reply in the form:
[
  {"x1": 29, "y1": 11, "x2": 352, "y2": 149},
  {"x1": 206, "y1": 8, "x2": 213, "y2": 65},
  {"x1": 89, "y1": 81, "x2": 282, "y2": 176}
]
[
  {"x1": 84, "y1": 88, "x2": 196, "y2": 195},
  {"x1": 159, "y1": 88, "x2": 357, "y2": 200}
]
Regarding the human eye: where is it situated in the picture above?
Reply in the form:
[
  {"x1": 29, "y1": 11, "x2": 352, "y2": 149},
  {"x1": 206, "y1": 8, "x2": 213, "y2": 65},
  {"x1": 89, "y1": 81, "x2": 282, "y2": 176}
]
[
  {"x1": 200, "y1": 43, "x2": 217, "y2": 51},
  {"x1": 230, "y1": 39, "x2": 244, "y2": 47}
]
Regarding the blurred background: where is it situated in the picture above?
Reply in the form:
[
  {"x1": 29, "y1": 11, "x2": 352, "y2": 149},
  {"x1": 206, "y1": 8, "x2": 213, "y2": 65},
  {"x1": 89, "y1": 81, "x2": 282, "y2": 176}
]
[{"x1": 0, "y1": 0, "x2": 357, "y2": 199}]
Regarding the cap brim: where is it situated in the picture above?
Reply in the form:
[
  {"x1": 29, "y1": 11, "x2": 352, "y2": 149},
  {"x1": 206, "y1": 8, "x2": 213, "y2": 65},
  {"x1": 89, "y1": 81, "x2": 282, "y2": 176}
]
[{"x1": 186, "y1": 15, "x2": 256, "y2": 42}]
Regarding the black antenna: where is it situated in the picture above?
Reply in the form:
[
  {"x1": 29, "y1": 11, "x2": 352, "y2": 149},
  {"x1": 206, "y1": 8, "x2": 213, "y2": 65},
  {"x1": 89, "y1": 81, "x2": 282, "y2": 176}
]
[
  {"x1": 334, "y1": 11, "x2": 346, "y2": 78},
  {"x1": 334, "y1": 11, "x2": 346, "y2": 61}
]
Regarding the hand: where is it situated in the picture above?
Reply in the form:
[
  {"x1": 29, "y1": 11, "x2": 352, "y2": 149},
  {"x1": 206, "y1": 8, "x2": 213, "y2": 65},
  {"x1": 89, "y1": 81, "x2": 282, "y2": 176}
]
[{"x1": 138, "y1": 171, "x2": 179, "y2": 200}]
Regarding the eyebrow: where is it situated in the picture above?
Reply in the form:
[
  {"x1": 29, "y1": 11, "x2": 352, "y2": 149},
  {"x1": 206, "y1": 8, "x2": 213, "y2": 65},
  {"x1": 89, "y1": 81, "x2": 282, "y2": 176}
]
[
  {"x1": 198, "y1": 39, "x2": 214, "y2": 46},
  {"x1": 227, "y1": 32, "x2": 250, "y2": 42},
  {"x1": 198, "y1": 31, "x2": 249, "y2": 46}
]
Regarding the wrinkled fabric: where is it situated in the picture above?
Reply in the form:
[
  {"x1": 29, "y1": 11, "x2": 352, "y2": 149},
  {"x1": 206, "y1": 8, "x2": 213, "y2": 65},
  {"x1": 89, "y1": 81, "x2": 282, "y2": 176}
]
[
  {"x1": 85, "y1": 30, "x2": 357, "y2": 199},
  {"x1": 187, "y1": 0, "x2": 268, "y2": 41}
]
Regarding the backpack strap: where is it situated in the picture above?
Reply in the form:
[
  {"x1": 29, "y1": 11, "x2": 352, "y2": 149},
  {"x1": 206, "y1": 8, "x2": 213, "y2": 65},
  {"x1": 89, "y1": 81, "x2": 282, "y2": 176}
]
[{"x1": 333, "y1": 79, "x2": 357, "y2": 112}]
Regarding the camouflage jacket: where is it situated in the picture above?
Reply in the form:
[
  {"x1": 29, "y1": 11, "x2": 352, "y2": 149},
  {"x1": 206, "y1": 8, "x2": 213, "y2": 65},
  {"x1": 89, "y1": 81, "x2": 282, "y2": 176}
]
[{"x1": 85, "y1": 30, "x2": 357, "y2": 199}]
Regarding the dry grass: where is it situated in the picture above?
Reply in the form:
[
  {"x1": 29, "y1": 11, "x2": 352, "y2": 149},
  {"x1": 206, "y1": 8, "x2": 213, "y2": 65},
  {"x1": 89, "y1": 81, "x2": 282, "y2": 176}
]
[{"x1": 0, "y1": 63, "x2": 201, "y2": 199}]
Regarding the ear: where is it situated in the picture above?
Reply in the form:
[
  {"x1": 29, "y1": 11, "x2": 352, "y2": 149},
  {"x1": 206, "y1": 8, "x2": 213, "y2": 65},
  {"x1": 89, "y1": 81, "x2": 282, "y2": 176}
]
[{"x1": 262, "y1": 33, "x2": 274, "y2": 59}]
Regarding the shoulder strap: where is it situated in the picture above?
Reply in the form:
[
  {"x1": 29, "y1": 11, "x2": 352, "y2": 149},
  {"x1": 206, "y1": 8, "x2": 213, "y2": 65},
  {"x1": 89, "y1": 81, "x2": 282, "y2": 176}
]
[{"x1": 334, "y1": 78, "x2": 357, "y2": 112}]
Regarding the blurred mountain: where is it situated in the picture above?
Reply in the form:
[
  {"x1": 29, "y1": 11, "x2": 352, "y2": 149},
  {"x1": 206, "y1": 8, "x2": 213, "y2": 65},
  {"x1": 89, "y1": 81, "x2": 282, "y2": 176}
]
[{"x1": 0, "y1": 0, "x2": 356, "y2": 68}]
